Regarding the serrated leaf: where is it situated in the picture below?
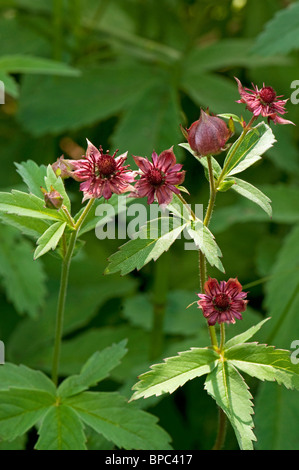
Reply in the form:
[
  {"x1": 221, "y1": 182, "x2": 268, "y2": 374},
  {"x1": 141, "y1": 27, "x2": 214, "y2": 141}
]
[
  {"x1": 0, "y1": 190, "x2": 67, "y2": 222},
  {"x1": 0, "y1": 363, "x2": 55, "y2": 394},
  {"x1": 227, "y1": 177, "x2": 272, "y2": 217},
  {"x1": 224, "y1": 122, "x2": 276, "y2": 177},
  {"x1": 64, "y1": 391, "x2": 172, "y2": 450},
  {"x1": 186, "y1": 220, "x2": 224, "y2": 272},
  {"x1": 35, "y1": 405, "x2": 87, "y2": 450},
  {"x1": 225, "y1": 318, "x2": 270, "y2": 349},
  {"x1": 57, "y1": 341, "x2": 128, "y2": 398},
  {"x1": 34, "y1": 221, "x2": 67, "y2": 260},
  {"x1": 0, "y1": 226, "x2": 46, "y2": 317},
  {"x1": 131, "y1": 347, "x2": 219, "y2": 400},
  {"x1": 0, "y1": 388, "x2": 54, "y2": 441},
  {"x1": 15, "y1": 160, "x2": 47, "y2": 198},
  {"x1": 105, "y1": 218, "x2": 187, "y2": 276},
  {"x1": 226, "y1": 343, "x2": 299, "y2": 390},
  {"x1": 204, "y1": 361, "x2": 256, "y2": 450},
  {"x1": 252, "y1": 3, "x2": 299, "y2": 56}
]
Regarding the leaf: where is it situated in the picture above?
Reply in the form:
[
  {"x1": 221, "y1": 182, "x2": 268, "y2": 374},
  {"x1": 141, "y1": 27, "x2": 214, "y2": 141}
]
[
  {"x1": 64, "y1": 391, "x2": 172, "y2": 450},
  {"x1": 226, "y1": 343, "x2": 299, "y2": 390},
  {"x1": 105, "y1": 217, "x2": 187, "y2": 276},
  {"x1": 35, "y1": 405, "x2": 87, "y2": 450},
  {"x1": 224, "y1": 318, "x2": 270, "y2": 349},
  {"x1": 131, "y1": 347, "x2": 219, "y2": 400},
  {"x1": 227, "y1": 177, "x2": 272, "y2": 217},
  {"x1": 34, "y1": 221, "x2": 67, "y2": 260},
  {"x1": 17, "y1": 61, "x2": 152, "y2": 136},
  {"x1": 0, "y1": 363, "x2": 55, "y2": 394},
  {"x1": 0, "y1": 190, "x2": 67, "y2": 222},
  {"x1": 0, "y1": 226, "x2": 47, "y2": 317},
  {"x1": 252, "y1": 3, "x2": 299, "y2": 56},
  {"x1": 0, "y1": 388, "x2": 54, "y2": 441},
  {"x1": 186, "y1": 220, "x2": 224, "y2": 272},
  {"x1": 57, "y1": 341, "x2": 128, "y2": 399},
  {"x1": 0, "y1": 72, "x2": 19, "y2": 98},
  {"x1": 0, "y1": 54, "x2": 80, "y2": 76},
  {"x1": 223, "y1": 122, "x2": 276, "y2": 177},
  {"x1": 204, "y1": 361, "x2": 256, "y2": 450},
  {"x1": 15, "y1": 160, "x2": 48, "y2": 198}
]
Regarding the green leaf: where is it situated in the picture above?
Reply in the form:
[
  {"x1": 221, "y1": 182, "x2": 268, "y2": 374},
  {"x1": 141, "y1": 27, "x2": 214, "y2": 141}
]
[
  {"x1": 0, "y1": 54, "x2": 80, "y2": 76},
  {"x1": 64, "y1": 392, "x2": 172, "y2": 450},
  {"x1": 15, "y1": 160, "x2": 47, "y2": 198},
  {"x1": 225, "y1": 318, "x2": 270, "y2": 349},
  {"x1": 0, "y1": 190, "x2": 67, "y2": 222},
  {"x1": 35, "y1": 405, "x2": 87, "y2": 450},
  {"x1": 0, "y1": 388, "x2": 54, "y2": 441},
  {"x1": 57, "y1": 341, "x2": 128, "y2": 399},
  {"x1": 226, "y1": 343, "x2": 299, "y2": 390},
  {"x1": 204, "y1": 361, "x2": 256, "y2": 450},
  {"x1": 223, "y1": 122, "x2": 276, "y2": 177},
  {"x1": 186, "y1": 220, "x2": 224, "y2": 272},
  {"x1": 131, "y1": 347, "x2": 219, "y2": 400},
  {"x1": 217, "y1": 113, "x2": 242, "y2": 124},
  {"x1": 0, "y1": 71, "x2": 19, "y2": 98},
  {"x1": 227, "y1": 177, "x2": 272, "y2": 217},
  {"x1": 105, "y1": 218, "x2": 187, "y2": 276},
  {"x1": 252, "y1": 3, "x2": 299, "y2": 56},
  {"x1": 0, "y1": 363, "x2": 55, "y2": 394},
  {"x1": 0, "y1": 226, "x2": 46, "y2": 317},
  {"x1": 34, "y1": 221, "x2": 67, "y2": 260}
]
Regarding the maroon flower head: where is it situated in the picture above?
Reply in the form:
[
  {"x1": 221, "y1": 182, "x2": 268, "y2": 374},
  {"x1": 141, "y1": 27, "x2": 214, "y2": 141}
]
[
  {"x1": 235, "y1": 77, "x2": 294, "y2": 125},
  {"x1": 186, "y1": 109, "x2": 232, "y2": 158},
  {"x1": 197, "y1": 277, "x2": 248, "y2": 326},
  {"x1": 72, "y1": 140, "x2": 135, "y2": 201},
  {"x1": 132, "y1": 147, "x2": 185, "y2": 206}
]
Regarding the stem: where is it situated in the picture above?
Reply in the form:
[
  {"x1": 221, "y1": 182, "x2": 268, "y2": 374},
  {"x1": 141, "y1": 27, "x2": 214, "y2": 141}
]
[
  {"x1": 51, "y1": 198, "x2": 95, "y2": 385},
  {"x1": 149, "y1": 254, "x2": 169, "y2": 361},
  {"x1": 219, "y1": 323, "x2": 226, "y2": 352},
  {"x1": 212, "y1": 407, "x2": 227, "y2": 450}
]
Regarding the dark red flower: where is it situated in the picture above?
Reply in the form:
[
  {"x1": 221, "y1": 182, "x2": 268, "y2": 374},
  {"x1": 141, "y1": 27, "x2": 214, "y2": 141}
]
[
  {"x1": 197, "y1": 277, "x2": 248, "y2": 326},
  {"x1": 72, "y1": 140, "x2": 135, "y2": 201},
  {"x1": 185, "y1": 109, "x2": 232, "y2": 157},
  {"x1": 235, "y1": 77, "x2": 294, "y2": 125},
  {"x1": 132, "y1": 147, "x2": 185, "y2": 206}
]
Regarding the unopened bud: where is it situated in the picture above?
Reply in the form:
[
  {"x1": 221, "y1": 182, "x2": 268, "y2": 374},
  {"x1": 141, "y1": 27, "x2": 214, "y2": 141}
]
[{"x1": 41, "y1": 186, "x2": 64, "y2": 210}]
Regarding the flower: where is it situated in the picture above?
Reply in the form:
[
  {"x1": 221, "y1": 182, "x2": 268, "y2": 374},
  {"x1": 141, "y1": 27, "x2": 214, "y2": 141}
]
[
  {"x1": 185, "y1": 109, "x2": 232, "y2": 157},
  {"x1": 132, "y1": 147, "x2": 185, "y2": 206},
  {"x1": 197, "y1": 277, "x2": 248, "y2": 326},
  {"x1": 72, "y1": 140, "x2": 135, "y2": 201},
  {"x1": 41, "y1": 186, "x2": 64, "y2": 210},
  {"x1": 235, "y1": 77, "x2": 294, "y2": 125}
]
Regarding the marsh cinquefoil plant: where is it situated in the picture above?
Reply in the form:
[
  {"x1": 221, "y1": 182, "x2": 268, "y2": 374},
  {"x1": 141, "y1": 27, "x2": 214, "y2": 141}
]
[{"x1": 0, "y1": 79, "x2": 298, "y2": 450}]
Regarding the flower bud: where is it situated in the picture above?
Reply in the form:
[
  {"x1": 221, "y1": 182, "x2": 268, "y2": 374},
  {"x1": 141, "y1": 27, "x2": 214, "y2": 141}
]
[
  {"x1": 186, "y1": 109, "x2": 232, "y2": 158},
  {"x1": 41, "y1": 186, "x2": 64, "y2": 210},
  {"x1": 52, "y1": 156, "x2": 75, "y2": 179}
]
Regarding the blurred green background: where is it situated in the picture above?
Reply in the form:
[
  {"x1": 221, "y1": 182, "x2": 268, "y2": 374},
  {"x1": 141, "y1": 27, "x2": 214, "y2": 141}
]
[{"x1": 1, "y1": 0, "x2": 299, "y2": 450}]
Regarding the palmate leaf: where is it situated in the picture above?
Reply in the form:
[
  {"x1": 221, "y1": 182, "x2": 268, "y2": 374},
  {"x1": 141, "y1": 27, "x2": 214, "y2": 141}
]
[
  {"x1": 15, "y1": 160, "x2": 47, "y2": 198},
  {"x1": 204, "y1": 361, "x2": 256, "y2": 450},
  {"x1": 0, "y1": 362, "x2": 55, "y2": 394},
  {"x1": 64, "y1": 391, "x2": 172, "y2": 450},
  {"x1": 105, "y1": 217, "x2": 187, "y2": 276},
  {"x1": 57, "y1": 341, "x2": 128, "y2": 399},
  {"x1": 131, "y1": 347, "x2": 219, "y2": 400},
  {"x1": 35, "y1": 405, "x2": 87, "y2": 450}
]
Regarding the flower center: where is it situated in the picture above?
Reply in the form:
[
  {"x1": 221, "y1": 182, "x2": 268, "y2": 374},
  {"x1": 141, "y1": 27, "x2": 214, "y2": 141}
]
[
  {"x1": 213, "y1": 293, "x2": 231, "y2": 312},
  {"x1": 147, "y1": 168, "x2": 165, "y2": 186},
  {"x1": 97, "y1": 154, "x2": 117, "y2": 177},
  {"x1": 259, "y1": 86, "x2": 277, "y2": 104}
]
